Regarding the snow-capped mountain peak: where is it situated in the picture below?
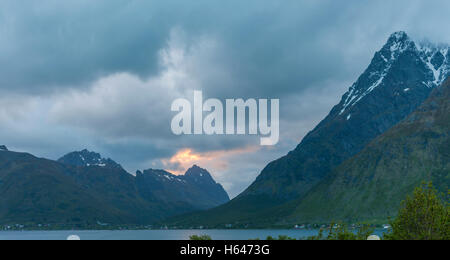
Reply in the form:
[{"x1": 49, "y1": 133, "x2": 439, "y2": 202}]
[
  {"x1": 386, "y1": 31, "x2": 415, "y2": 58},
  {"x1": 338, "y1": 31, "x2": 449, "y2": 116},
  {"x1": 241, "y1": 31, "x2": 448, "y2": 204},
  {"x1": 58, "y1": 149, "x2": 122, "y2": 169}
]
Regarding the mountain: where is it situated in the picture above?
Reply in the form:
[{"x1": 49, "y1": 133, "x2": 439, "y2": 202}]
[
  {"x1": 164, "y1": 32, "x2": 450, "y2": 227},
  {"x1": 244, "y1": 31, "x2": 448, "y2": 201},
  {"x1": 57, "y1": 150, "x2": 230, "y2": 210},
  {"x1": 0, "y1": 150, "x2": 133, "y2": 225},
  {"x1": 136, "y1": 165, "x2": 229, "y2": 210},
  {"x1": 0, "y1": 149, "x2": 229, "y2": 227},
  {"x1": 58, "y1": 149, "x2": 122, "y2": 169},
  {"x1": 184, "y1": 165, "x2": 230, "y2": 206},
  {"x1": 286, "y1": 77, "x2": 449, "y2": 224}
]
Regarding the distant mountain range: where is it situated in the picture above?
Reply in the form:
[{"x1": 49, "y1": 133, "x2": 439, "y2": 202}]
[
  {"x1": 135, "y1": 166, "x2": 230, "y2": 210},
  {"x1": 165, "y1": 32, "x2": 449, "y2": 227},
  {"x1": 0, "y1": 148, "x2": 229, "y2": 226}
]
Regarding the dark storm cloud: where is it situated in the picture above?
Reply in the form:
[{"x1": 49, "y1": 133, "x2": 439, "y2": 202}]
[
  {"x1": 3, "y1": 0, "x2": 448, "y2": 95},
  {"x1": 0, "y1": 1, "x2": 166, "y2": 93},
  {"x1": 1, "y1": 0, "x2": 449, "y2": 197}
]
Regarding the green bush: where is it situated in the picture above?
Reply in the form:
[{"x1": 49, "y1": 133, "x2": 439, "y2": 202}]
[
  {"x1": 189, "y1": 235, "x2": 212, "y2": 240},
  {"x1": 384, "y1": 182, "x2": 449, "y2": 240},
  {"x1": 307, "y1": 223, "x2": 374, "y2": 240},
  {"x1": 266, "y1": 235, "x2": 297, "y2": 240}
]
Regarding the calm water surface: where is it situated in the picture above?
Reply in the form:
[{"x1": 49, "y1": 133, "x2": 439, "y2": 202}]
[{"x1": 0, "y1": 229, "x2": 387, "y2": 240}]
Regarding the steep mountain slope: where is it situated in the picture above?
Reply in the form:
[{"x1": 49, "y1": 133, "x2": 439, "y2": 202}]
[
  {"x1": 184, "y1": 165, "x2": 230, "y2": 206},
  {"x1": 164, "y1": 32, "x2": 449, "y2": 227},
  {"x1": 244, "y1": 32, "x2": 448, "y2": 201},
  {"x1": 287, "y1": 77, "x2": 450, "y2": 224},
  {"x1": 136, "y1": 165, "x2": 229, "y2": 210}
]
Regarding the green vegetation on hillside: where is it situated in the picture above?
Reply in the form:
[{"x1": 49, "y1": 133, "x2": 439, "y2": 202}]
[{"x1": 283, "y1": 78, "x2": 450, "y2": 224}]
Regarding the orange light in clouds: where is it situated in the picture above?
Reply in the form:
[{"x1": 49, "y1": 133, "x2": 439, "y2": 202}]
[
  {"x1": 162, "y1": 147, "x2": 260, "y2": 175},
  {"x1": 171, "y1": 149, "x2": 201, "y2": 164},
  {"x1": 162, "y1": 148, "x2": 210, "y2": 175}
]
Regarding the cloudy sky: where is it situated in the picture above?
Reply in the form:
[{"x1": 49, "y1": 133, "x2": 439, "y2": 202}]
[{"x1": 1, "y1": 0, "x2": 449, "y2": 197}]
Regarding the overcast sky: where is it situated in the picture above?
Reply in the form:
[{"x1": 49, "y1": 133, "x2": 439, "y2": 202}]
[{"x1": 1, "y1": 0, "x2": 449, "y2": 197}]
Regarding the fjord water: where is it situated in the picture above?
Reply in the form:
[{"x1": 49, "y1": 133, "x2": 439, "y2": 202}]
[{"x1": 0, "y1": 229, "x2": 386, "y2": 240}]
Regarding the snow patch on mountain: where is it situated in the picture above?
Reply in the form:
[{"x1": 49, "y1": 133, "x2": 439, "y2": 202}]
[
  {"x1": 418, "y1": 44, "x2": 449, "y2": 87},
  {"x1": 58, "y1": 149, "x2": 122, "y2": 169},
  {"x1": 339, "y1": 32, "x2": 449, "y2": 116}
]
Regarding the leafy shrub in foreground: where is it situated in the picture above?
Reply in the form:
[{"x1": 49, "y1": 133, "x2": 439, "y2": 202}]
[{"x1": 384, "y1": 182, "x2": 449, "y2": 240}]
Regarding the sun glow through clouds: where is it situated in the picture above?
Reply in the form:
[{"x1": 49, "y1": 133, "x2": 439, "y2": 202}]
[{"x1": 162, "y1": 147, "x2": 260, "y2": 175}]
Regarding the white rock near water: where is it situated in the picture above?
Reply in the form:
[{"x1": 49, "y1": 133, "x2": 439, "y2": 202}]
[{"x1": 67, "y1": 235, "x2": 81, "y2": 240}]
